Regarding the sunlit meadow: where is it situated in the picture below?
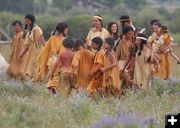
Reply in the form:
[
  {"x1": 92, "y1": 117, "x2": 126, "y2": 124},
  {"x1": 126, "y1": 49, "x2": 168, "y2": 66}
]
[{"x1": 0, "y1": 46, "x2": 180, "y2": 128}]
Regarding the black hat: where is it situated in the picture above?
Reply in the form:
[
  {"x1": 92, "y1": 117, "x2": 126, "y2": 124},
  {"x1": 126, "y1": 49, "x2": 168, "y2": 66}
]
[{"x1": 119, "y1": 15, "x2": 131, "y2": 22}]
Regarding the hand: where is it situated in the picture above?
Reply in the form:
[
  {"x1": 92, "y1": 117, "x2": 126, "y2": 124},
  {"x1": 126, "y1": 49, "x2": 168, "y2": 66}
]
[
  {"x1": 99, "y1": 68, "x2": 105, "y2": 73},
  {"x1": 155, "y1": 64, "x2": 160, "y2": 72}
]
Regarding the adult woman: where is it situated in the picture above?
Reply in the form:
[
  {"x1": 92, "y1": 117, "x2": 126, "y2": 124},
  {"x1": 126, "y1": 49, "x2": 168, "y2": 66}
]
[
  {"x1": 86, "y1": 15, "x2": 110, "y2": 50},
  {"x1": 19, "y1": 14, "x2": 45, "y2": 79},
  {"x1": 107, "y1": 22, "x2": 120, "y2": 47},
  {"x1": 149, "y1": 22, "x2": 171, "y2": 80}
]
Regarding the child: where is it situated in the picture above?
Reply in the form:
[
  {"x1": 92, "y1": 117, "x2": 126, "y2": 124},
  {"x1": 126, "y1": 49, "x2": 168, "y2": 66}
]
[
  {"x1": 87, "y1": 37, "x2": 105, "y2": 96},
  {"x1": 50, "y1": 37, "x2": 76, "y2": 95},
  {"x1": 160, "y1": 25, "x2": 180, "y2": 64},
  {"x1": 72, "y1": 38, "x2": 94, "y2": 90},
  {"x1": 133, "y1": 34, "x2": 159, "y2": 90},
  {"x1": 101, "y1": 37, "x2": 120, "y2": 96}
]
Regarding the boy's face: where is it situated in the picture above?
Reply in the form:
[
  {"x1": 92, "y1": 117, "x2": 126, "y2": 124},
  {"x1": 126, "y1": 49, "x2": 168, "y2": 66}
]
[
  {"x1": 120, "y1": 21, "x2": 130, "y2": 27},
  {"x1": 125, "y1": 31, "x2": 134, "y2": 39},
  {"x1": 13, "y1": 23, "x2": 21, "y2": 33}
]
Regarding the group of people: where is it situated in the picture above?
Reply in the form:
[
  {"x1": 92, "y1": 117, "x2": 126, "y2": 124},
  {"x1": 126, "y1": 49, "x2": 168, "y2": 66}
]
[{"x1": 5, "y1": 14, "x2": 180, "y2": 96}]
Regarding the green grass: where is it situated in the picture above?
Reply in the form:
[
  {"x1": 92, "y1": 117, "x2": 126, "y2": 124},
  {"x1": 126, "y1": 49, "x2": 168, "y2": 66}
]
[
  {"x1": 0, "y1": 77, "x2": 179, "y2": 128},
  {"x1": 0, "y1": 47, "x2": 180, "y2": 128}
]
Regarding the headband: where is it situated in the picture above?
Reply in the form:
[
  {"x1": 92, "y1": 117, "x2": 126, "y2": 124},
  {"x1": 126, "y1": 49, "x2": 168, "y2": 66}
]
[
  {"x1": 136, "y1": 36, "x2": 147, "y2": 41},
  {"x1": 93, "y1": 16, "x2": 102, "y2": 21}
]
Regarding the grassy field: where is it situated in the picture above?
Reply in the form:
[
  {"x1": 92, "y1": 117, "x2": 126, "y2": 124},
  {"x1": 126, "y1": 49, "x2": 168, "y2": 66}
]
[{"x1": 0, "y1": 46, "x2": 180, "y2": 128}]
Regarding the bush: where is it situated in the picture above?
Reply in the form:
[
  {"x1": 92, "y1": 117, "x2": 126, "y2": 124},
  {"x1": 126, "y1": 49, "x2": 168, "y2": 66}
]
[
  {"x1": 0, "y1": 12, "x2": 23, "y2": 38},
  {"x1": 170, "y1": 33, "x2": 180, "y2": 45},
  {"x1": 65, "y1": 15, "x2": 92, "y2": 38},
  {"x1": 37, "y1": 15, "x2": 62, "y2": 40}
]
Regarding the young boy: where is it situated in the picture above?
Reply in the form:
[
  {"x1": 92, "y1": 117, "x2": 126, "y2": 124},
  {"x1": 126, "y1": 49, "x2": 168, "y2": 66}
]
[{"x1": 50, "y1": 37, "x2": 76, "y2": 95}]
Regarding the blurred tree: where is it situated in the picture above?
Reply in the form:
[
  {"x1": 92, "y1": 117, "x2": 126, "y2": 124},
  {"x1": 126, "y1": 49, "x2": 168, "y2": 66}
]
[
  {"x1": 124, "y1": 0, "x2": 147, "y2": 10},
  {"x1": 37, "y1": 15, "x2": 61, "y2": 40},
  {"x1": 33, "y1": 0, "x2": 48, "y2": 15},
  {"x1": 0, "y1": 0, "x2": 34, "y2": 14},
  {"x1": 52, "y1": 0, "x2": 72, "y2": 12},
  {"x1": 65, "y1": 15, "x2": 92, "y2": 38},
  {"x1": 97, "y1": 0, "x2": 121, "y2": 7}
]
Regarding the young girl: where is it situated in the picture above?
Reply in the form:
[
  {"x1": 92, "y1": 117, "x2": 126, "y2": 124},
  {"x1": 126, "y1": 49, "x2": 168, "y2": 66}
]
[
  {"x1": 19, "y1": 14, "x2": 44, "y2": 79},
  {"x1": 133, "y1": 34, "x2": 157, "y2": 90},
  {"x1": 87, "y1": 37, "x2": 105, "y2": 96},
  {"x1": 160, "y1": 25, "x2": 180, "y2": 64},
  {"x1": 101, "y1": 37, "x2": 120, "y2": 96},
  {"x1": 72, "y1": 38, "x2": 94, "y2": 90}
]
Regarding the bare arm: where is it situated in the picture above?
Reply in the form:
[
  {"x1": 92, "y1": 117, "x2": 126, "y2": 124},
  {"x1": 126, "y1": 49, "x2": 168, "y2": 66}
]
[
  {"x1": 100, "y1": 52, "x2": 117, "y2": 72},
  {"x1": 50, "y1": 54, "x2": 61, "y2": 79}
]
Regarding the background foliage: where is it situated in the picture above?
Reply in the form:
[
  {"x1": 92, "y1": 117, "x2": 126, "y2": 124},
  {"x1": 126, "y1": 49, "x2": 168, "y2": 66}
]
[{"x1": 0, "y1": 0, "x2": 180, "y2": 43}]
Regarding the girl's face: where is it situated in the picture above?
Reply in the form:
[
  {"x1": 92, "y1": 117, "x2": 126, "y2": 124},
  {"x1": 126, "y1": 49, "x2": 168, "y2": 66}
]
[
  {"x1": 152, "y1": 25, "x2": 161, "y2": 35},
  {"x1": 25, "y1": 18, "x2": 32, "y2": 27},
  {"x1": 93, "y1": 18, "x2": 101, "y2": 28},
  {"x1": 103, "y1": 42, "x2": 110, "y2": 50},
  {"x1": 111, "y1": 24, "x2": 118, "y2": 34},
  {"x1": 91, "y1": 42, "x2": 99, "y2": 50},
  {"x1": 135, "y1": 38, "x2": 141, "y2": 47}
]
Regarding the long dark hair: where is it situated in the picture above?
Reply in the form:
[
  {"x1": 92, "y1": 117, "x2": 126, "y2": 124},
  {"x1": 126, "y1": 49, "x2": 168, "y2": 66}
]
[
  {"x1": 51, "y1": 22, "x2": 68, "y2": 37},
  {"x1": 24, "y1": 14, "x2": 36, "y2": 37},
  {"x1": 107, "y1": 22, "x2": 119, "y2": 40},
  {"x1": 74, "y1": 37, "x2": 85, "y2": 51},
  {"x1": 134, "y1": 33, "x2": 147, "y2": 56},
  {"x1": 91, "y1": 37, "x2": 103, "y2": 51}
]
